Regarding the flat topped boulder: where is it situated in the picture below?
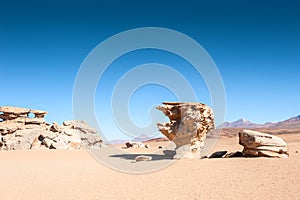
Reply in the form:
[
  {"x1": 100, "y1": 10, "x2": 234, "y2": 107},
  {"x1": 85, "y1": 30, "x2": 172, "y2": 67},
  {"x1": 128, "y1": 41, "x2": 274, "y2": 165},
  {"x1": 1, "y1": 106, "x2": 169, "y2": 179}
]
[
  {"x1": 239, "y1": 129, "x2": 289, "y2": 158},
  {"x1": 0, "y1": 106, "x2": 30, "y2": 114},
  {"x1": 30, "y1": 109, "x2": 48, "y2": 115},
  {"x1": 0, "y1": 106, "x2": 48, "y2": 119}
]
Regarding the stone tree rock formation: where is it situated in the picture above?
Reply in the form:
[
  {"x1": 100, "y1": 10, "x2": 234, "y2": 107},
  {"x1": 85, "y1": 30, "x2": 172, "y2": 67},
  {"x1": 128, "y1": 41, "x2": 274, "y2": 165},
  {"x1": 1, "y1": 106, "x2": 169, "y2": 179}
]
[
  {"x1": 0, "y1": 106, "x2": 103, "y2": 150},
  {"x1": 239, "y1": 129, "x2": 289, "y2": 158},
  {"x1": 156, "y1": 102, "x2": 214, "y2": 158}
]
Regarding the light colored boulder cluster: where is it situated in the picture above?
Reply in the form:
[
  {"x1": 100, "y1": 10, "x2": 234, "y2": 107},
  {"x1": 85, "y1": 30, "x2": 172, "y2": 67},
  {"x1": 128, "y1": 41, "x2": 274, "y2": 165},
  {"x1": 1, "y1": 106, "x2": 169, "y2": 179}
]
[
  {"x1": 0, "y1": 106, "x2": 102, "y2": 150},
  {"x1": 125, "y1": 141, "x2": 150, "y2": 148},
  {"x1": 156, "y1": 102, "x2": 214, "y2": 157}
]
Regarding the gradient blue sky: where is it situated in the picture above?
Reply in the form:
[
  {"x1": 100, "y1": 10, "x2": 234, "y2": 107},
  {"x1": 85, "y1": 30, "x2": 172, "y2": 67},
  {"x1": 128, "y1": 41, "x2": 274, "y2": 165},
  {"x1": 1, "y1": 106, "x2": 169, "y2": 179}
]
[{"x1": 1, "y1": 0, "x2": 300, "y2": 139}]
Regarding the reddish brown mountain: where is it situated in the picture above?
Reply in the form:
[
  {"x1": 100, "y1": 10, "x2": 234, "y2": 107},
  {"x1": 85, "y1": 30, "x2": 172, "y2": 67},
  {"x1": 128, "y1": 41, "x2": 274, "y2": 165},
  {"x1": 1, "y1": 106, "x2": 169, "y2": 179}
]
[{"x1": 219, "y1": 115, "x2": 300, "y2": 130}]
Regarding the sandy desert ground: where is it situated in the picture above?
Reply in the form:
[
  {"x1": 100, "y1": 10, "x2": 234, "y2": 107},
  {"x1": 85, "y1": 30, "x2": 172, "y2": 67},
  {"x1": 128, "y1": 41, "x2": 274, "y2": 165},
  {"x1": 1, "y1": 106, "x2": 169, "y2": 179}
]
[{"x1": 0, "y1": 133, "x2": 299, "y2": 199}]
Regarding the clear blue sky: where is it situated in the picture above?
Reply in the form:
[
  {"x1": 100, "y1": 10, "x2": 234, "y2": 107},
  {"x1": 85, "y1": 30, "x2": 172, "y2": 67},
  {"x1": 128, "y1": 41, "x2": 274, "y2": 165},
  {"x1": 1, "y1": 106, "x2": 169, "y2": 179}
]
[{"x1": 1, "y1": 0, "x2": 300, "y2": 139}]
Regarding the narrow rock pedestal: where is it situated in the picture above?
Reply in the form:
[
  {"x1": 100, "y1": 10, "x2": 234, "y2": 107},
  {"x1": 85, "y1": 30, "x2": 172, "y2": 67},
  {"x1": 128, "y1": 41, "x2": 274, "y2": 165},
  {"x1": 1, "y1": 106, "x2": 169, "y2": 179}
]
[{"x1": 156, "y1": 102, "x2": 214, "y2": 159}]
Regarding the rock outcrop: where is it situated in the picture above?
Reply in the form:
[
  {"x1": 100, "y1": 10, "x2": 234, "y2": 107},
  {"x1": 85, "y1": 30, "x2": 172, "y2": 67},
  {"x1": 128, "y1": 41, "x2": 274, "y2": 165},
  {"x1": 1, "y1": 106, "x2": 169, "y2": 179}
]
[
  {"x1": 0, "y1": 106, "x2": 48, "y2": 134},
  {"x1": 156, "y1": 102, "x2": 214, "y2": 158},
  {"x1": 239, "y1": 129, "x2": 289, "y2": 158},
  {"x1": 0, "y1": 106, "x2": 102, "y2": 150}
]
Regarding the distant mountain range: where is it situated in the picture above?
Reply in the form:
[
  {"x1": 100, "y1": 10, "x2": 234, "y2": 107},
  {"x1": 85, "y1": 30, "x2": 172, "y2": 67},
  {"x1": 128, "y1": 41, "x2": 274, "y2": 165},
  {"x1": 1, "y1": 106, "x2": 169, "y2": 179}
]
[
  {"x1": 219, "y1": 118, "x2": 259, "y2": 129},
  {"x1": 218, "y1": 115, "x2": 300, "y2": 129},
  {"x1": 108, "y1": 115, "x2": 300, "y2": 144}
]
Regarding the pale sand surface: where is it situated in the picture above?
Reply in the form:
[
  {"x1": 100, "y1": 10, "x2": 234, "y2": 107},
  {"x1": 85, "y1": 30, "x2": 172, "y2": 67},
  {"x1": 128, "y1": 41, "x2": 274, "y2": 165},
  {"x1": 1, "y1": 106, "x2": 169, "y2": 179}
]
[{"x1": 0, "y1": 134, "x2": 299, "y2": 199}]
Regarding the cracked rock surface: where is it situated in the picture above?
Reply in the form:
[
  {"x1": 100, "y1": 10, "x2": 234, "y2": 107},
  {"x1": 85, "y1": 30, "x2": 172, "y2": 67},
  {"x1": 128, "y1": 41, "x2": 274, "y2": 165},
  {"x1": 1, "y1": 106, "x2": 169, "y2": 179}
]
[{"x1": 156, "y1": 102, "x2": 214, "y2": 158}]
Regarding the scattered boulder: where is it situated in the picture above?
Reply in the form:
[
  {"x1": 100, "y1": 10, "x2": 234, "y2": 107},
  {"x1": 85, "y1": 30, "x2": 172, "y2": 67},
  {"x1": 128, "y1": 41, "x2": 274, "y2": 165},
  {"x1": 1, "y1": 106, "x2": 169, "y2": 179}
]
[
  {"x1": 68, "y1": 141, "x2": 82, "y2": 150},
  {"x1": 208, "y1": 151, "x2": 228, "y2": 158},
  {"x1": 124, "y1": 141, "x2": 148, "y2": 149},
  {"x1": 135, "y1": 155, "x2": 152, "y2": 162},
  {"x1": 125, "y1": 142, "x2": 133, "y2": 148},
  {"x1": 50, "y1": 122, "x2": 62, "y2": 133},
  {"x1": 43, "y1": 138, "x2": 53, "y2": 148},
  {"x1": 50, "y1": 141, "x2": 67, "y2": 149},
  {"x1": 239, "y1": 129, "x2": 289, "y2": 158},
  {"x1": 201, "y1": 151, "x2": 245, "y2": 159},
  {"x1": 224, "y1": 151, "x2": 244, "y2": 158}
]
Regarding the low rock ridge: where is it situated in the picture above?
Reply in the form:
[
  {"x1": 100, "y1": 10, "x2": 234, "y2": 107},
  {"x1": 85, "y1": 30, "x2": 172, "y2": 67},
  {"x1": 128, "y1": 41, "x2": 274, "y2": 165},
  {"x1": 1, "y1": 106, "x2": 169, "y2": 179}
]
[{"x1": 0, "y1": 106, "x2": 102, "y2": 150}]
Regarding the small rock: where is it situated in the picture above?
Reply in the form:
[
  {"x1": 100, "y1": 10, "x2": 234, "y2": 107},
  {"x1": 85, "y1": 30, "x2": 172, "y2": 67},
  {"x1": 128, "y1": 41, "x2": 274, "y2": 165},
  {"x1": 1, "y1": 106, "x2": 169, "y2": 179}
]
[
  {"x1": 43, "y1": 138, "x2": 53, "y2": 148},
  {"x1": 225, "y1": 151, "x2": 244, "y2": 158},
  {"x1": 135, "y1": 155, "x2": 152, "y2": 162},
  {"x1": 209, "y1": 151, "x2": 228, "y2": 158},
  {"x1": 125, "y1": 141, "x2": 146, "y2": 148},
  {"x1": 137, "y1": 143, "x2": 145, "y2": 148},
  {"x1": 50, "y1": 122, "x2": 62, "y2": 133},
  {"x1": 68, "y1": 141, "x2": 82, "y2": 149},
  {"x1": 125, "y1": 142, "x2": 133, "y2": 148},
  {"x1": 50, "y1": 141, "x2": 67, "y2": 149},
  {"x1": 38, "y1": 135, "x2": 45, "y2": 141}
]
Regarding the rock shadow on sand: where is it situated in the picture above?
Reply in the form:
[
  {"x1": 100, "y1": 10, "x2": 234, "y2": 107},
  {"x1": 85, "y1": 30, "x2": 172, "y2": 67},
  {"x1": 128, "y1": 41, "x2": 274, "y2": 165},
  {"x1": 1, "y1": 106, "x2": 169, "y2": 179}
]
[{"x1": 109, "y1": 150, "x2": 176, "y2": 161}]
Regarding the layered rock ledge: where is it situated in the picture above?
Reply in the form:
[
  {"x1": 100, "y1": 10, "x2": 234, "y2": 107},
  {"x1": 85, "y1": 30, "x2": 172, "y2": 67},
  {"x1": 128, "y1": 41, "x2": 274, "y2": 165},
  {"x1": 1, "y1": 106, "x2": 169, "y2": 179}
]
[
  {"x1": 203, "y1": 130, "x2": 289, "y2": 159},
  {"x1": 0, "y1": 106, "x2": 102, "y2": 150},
  {"x1": 239, "y1": 129, "x2": 289, "y2": 158}
]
